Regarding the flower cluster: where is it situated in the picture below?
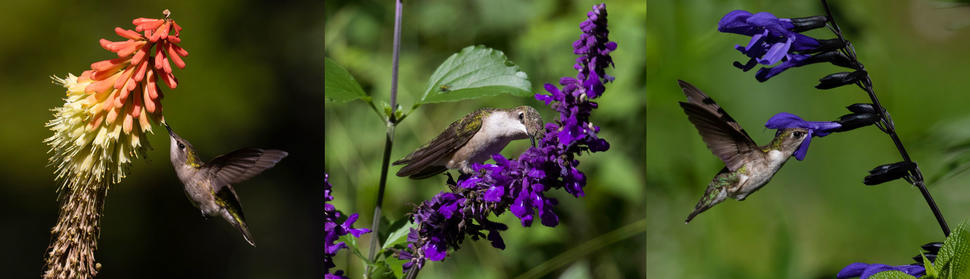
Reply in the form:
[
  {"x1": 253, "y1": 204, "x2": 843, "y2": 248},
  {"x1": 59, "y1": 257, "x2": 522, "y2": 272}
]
[
  {"x1": 718, "y1": 10, "x2": 848, "y2": 82},
  {"x1": 43, "y1": 10, "x2": 187, "y2": 279},
  {"x1": 400, "y1": 3, "x2": 614, "y2": 272},
  {"x1": 325, "y1": 174, "x2": 370, "y2": 279}
]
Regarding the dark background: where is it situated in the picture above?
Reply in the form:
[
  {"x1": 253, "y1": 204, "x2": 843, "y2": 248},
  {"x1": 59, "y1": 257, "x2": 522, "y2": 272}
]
[{"x1": 1, "y1": 1, "x2": 323, "y2": 278}]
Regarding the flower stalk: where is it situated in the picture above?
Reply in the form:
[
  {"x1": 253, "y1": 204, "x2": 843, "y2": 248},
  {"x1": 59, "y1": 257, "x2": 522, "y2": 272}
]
[{"x1": 43, "y1": 10, "x2": 186, "y2": 279}]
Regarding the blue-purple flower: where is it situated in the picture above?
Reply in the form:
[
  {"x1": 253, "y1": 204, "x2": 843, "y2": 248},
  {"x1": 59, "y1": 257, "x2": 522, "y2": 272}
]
[
  {"x1": 325, "y1": 173, "x2": 371, "y2": 279},
  {"x1": 401, "y1": 3, "x2": 614, "y2": 273},
  {"x1": 837, "y1": 262, "x2": 925, "y2": 279},
  {"x1": 719, "y1": 10, "x2": 835, "y2": 81},
  {"x1": 764, "y1": 112, "x2": 841, "y2": 160}
]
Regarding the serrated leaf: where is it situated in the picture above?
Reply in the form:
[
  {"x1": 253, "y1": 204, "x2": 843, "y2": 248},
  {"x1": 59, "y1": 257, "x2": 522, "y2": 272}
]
[
  {"x1": 419, "y1": 45, "x2": 532, "y2": 104},
  {"x1": 325, "y1": 57, "x2": 369, "y2": 103},
  {"x1": 937, "y1": 222, "x2": 970, "y2": 278},
  {"x1": 868, "y1": 271, "x2": 919, "y2": 279},
  {"x1": 382, "y1": 220, "x2": 417, "y2": 251}
]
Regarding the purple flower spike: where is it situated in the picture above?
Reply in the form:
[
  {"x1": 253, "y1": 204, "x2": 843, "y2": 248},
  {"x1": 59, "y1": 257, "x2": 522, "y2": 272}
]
[
  {"x1": 719, "y1": 10, "x2": 831, "y2": 81},
  {"x1": 402, "y1": 3, "x2": 614, "y2": 273},
  {"x1": 765, "y1": 112, "x2": 841, "y2": 160},
  {"x1": 837, "y1": 262, "x2": 925, "y2": 279}
]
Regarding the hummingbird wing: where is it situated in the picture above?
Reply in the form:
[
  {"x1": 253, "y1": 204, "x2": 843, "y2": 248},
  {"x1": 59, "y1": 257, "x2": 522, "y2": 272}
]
[
  {"x1": 677, "y1": 80, "x2": 759, "y2": 171},
  {"x1": 206, "y1": 148, "x2": 288, "y2": 186},
  {"x1": 214, "y1": 184, "x2": 255, "y2": 246},
  {"x1": 393, "y1": 109, "x2": 486, "y2": 178}
]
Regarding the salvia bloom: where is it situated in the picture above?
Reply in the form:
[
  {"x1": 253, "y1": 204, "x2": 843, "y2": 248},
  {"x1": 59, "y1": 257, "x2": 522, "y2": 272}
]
[
  {"x1": 401, "y1": 3, "x2": 614, "y2": 272},
  {"x1": 764, "y1": 112, "x2": 841, "y2": 160},
  {"x1": 325, "y1": 173, "x2": 370, "y2": 279},
  {"x1": 837, "y1": 262, "x2": 925, "y2": 279},
  {"x1": 718, "y1": 10, "x2": 840, "y2": 81},
  {"x1": 43, "y1": 10, "x2": 186, "y2": 279}
]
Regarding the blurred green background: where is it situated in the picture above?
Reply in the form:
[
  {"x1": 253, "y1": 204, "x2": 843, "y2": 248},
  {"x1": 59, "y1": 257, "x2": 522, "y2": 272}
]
[
  {"x1": 325, "y1": 0, "x2": 645, "y2": 278},
  {"x1": 648, "y1": 0, "x2": 970, "y2": 278},
  {"x1": 0, "y1": 0, "x2": 322, "y2": 278}
]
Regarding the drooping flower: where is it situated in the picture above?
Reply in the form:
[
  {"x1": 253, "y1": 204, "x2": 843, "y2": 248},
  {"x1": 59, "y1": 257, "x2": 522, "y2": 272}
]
[
  {"x1": 324, "y1": 173, "x2": 370, "y2": 279},
  {"x1": 764, "y1": 112, "x2": 841, "y2": 160},
  {"x1": 718, "y1": 10, "x2": 841, "y2": 81},
  {"x1": 43, "y1": 10, "x2": 188, "y2": 279},
  {"x1": 837, "y1": 262, "x2": 925, "y2": 279},
  {"x1": 401, "y1": 3, "x2": 614, "y2": 273}
]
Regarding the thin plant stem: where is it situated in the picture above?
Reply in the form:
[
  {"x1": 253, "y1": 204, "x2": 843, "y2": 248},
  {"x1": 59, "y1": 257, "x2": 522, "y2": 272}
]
[
  {"x1": 366, "y1": 0, "x2": 404, "y2": 277},
  {"x1": 821, "y1": 0, "x2": 950, "y2": 236}
]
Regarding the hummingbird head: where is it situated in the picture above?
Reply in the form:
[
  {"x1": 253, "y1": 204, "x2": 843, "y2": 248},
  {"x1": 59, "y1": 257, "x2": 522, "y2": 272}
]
[
  {"x1": 773, "y1": 128, "x2": 810, "y2": 154},
  {"x1": 512, "y1": 106, "x2": 544, "y2": 147},
  {"x1": 164, "y1": 123, "x2": 199, "y2": 167}
]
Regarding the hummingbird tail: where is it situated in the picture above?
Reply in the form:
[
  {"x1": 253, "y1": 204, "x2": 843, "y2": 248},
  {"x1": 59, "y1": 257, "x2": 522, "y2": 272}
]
[
  {"x1": 685, "y1": 185, "x2": 727, "y2": 224},
  {"x1": 222, "y1": 209, "x2": 256, "y2": 246}
]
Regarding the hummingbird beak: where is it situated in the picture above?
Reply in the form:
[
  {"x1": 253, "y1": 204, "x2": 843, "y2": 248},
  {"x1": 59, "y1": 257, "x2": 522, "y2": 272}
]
[{"x1": 164, "y1": 123, "x2": 175, "y2": 137}]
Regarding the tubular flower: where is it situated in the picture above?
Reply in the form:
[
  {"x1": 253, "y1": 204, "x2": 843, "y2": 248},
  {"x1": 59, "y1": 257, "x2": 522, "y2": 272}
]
[
  {"x1": 43, "y1": 10, "x2": 187, "y2": 279},
  {"x1": 401, "y1": 3, "x2": 614, "y2": 272},
  {"x1": 764, "y1": 112, "x2": 841, "y2": 160}
]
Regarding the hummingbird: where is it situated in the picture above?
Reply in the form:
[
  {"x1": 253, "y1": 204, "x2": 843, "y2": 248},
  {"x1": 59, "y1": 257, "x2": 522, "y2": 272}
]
[
  {"x1": 164, "y1": 122, "x2": 288, "y2": 246},
  {"x1": 394, "y1": 106, "x2": 543, "y2": 179},
  {"x1": 677, "y1": 80, "x2": 808, "y2": 223}
]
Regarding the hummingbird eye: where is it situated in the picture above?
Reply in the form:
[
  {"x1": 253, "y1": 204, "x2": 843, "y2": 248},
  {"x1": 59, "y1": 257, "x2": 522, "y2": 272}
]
[
  {"x1": 792, "y1": 131, "x2": 805, "y2": 138},
  {"x1": 518, "y1": 112, "x2": 524, "y2": 121},
  {"x1": 177, "y1": 142, "x2": 185, "y2": 150}
]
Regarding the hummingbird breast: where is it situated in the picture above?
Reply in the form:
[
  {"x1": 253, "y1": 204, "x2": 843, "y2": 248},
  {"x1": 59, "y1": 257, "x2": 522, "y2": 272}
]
[
  {"x1": 729, "y1": 150, "x2": 790, "y2": 200},
  {"x1": 176, "y1": 165, "x2": 220, "y2": 216},
  {"x1": 447, "y1": 111, "x2": 528, "y2": 172}
]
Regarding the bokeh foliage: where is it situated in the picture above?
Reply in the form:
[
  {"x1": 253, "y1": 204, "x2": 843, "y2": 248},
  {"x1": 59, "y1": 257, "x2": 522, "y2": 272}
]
[
  {"x1": 0, "y1": 0, "x2": 322, "y2": 278},
  {"x1": 325, "y1": 0, "x2": 646, "y2": 278},
  {"x1": 648, "y1": 0, "x2": 970, "y2": 278}
]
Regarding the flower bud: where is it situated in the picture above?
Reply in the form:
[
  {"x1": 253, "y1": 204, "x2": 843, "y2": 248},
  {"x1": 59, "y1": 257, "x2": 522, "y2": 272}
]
[
  {"x1": 847, "y1": 103, "x2": 877, "y2": 114},
  {"x1": 816, "y1": 70, "x2": 867, "y2": 89},
  {"x1": 834, "y1": 112, "x2": 880, "y2": 132},
  {"x1": 789, "y1": 15, "x2": 828, "y2": 32},
  {"x1": 864, "y1": 161, "x2": 916, "y2": 185}
]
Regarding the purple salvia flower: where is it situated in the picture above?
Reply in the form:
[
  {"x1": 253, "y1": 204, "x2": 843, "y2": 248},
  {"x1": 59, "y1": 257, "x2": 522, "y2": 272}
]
[
  {"x1": 718, "y1": 10, "x2": 834, "y2": 81},
  {"x1": 401, "y1": 3, "x2": 614, "y2": 273},
  {"x1": 764, "y1": 112, "x2": 842, "y2": 160},
  {"x1": 837, "y1": 262, "x2": 925, "y2": 279},
  {"x1": 324, "y1": 173, "x2": 371, "y2": 279}
]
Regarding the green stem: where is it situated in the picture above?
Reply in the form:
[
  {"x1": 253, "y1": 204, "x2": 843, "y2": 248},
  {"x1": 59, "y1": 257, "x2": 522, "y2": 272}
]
[{"x1": 365, "y1": 0, "x2": 404, "y2": 277}]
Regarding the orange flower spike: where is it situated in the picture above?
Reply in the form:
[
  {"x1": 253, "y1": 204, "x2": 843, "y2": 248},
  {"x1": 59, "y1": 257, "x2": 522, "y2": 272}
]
[
  {"x1": 105, "y1": 105, "x2": 119, "y2": 124},
  {"x1": 86, "y1": 76, "x2": 116, "y2": 95},
  {"x1": 131, "y1": 44, "x2": 150, "y2": 66},
  {"x1": 161, "y1": 56, "x2": 173, "y2": 74},
  {"x1": 167, "y1": 36, "x2": 182, "y2": 44},
  {"x1": 123, "y1": 113, "x2": 134, "y2": 134},
  {"x1": 157, "y1": 21, "x2": 171, "y2": 41},
  {"x1": 114, "y1": 27, "x2": 142, "y2": 40},
  {"x1": 90, "y1": 57, "x2": 127, "y2": 72},
  {"x1": 143, "y1": 86, "x2": 156, "y2": 113}
]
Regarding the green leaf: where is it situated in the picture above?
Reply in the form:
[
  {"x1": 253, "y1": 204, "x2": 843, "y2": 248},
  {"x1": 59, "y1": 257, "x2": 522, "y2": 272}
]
[
  {"x1": 925, "y1": 252, "x2": 940, "y2": 278},
  {"x1": 325, "y1": 57, "x2": 370, "y2": 103},
  {"x1": 868, "y1": 271, "x2": 919, "y2": 279},
  {"x1": 937, "y1": 222, "x2": 970, "y2": 278},
  {"x1": 382, "y1": 220, "x2": 417, "y2": 251},
  {"x1": 419, "y1": 45, "x2": 532, "y2": 104}
]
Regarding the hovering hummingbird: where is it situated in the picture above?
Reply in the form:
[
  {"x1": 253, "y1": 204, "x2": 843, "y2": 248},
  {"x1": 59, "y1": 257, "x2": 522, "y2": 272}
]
[
  {"x1": 164, "y1": 123, "x2": 288, "y2": 246},
  {"x1": 677, "y1": 80, "x2": 809, "y2": 223},
  {"x1": 394, "y1": 106, "x2": 543, "y2": 179}
]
